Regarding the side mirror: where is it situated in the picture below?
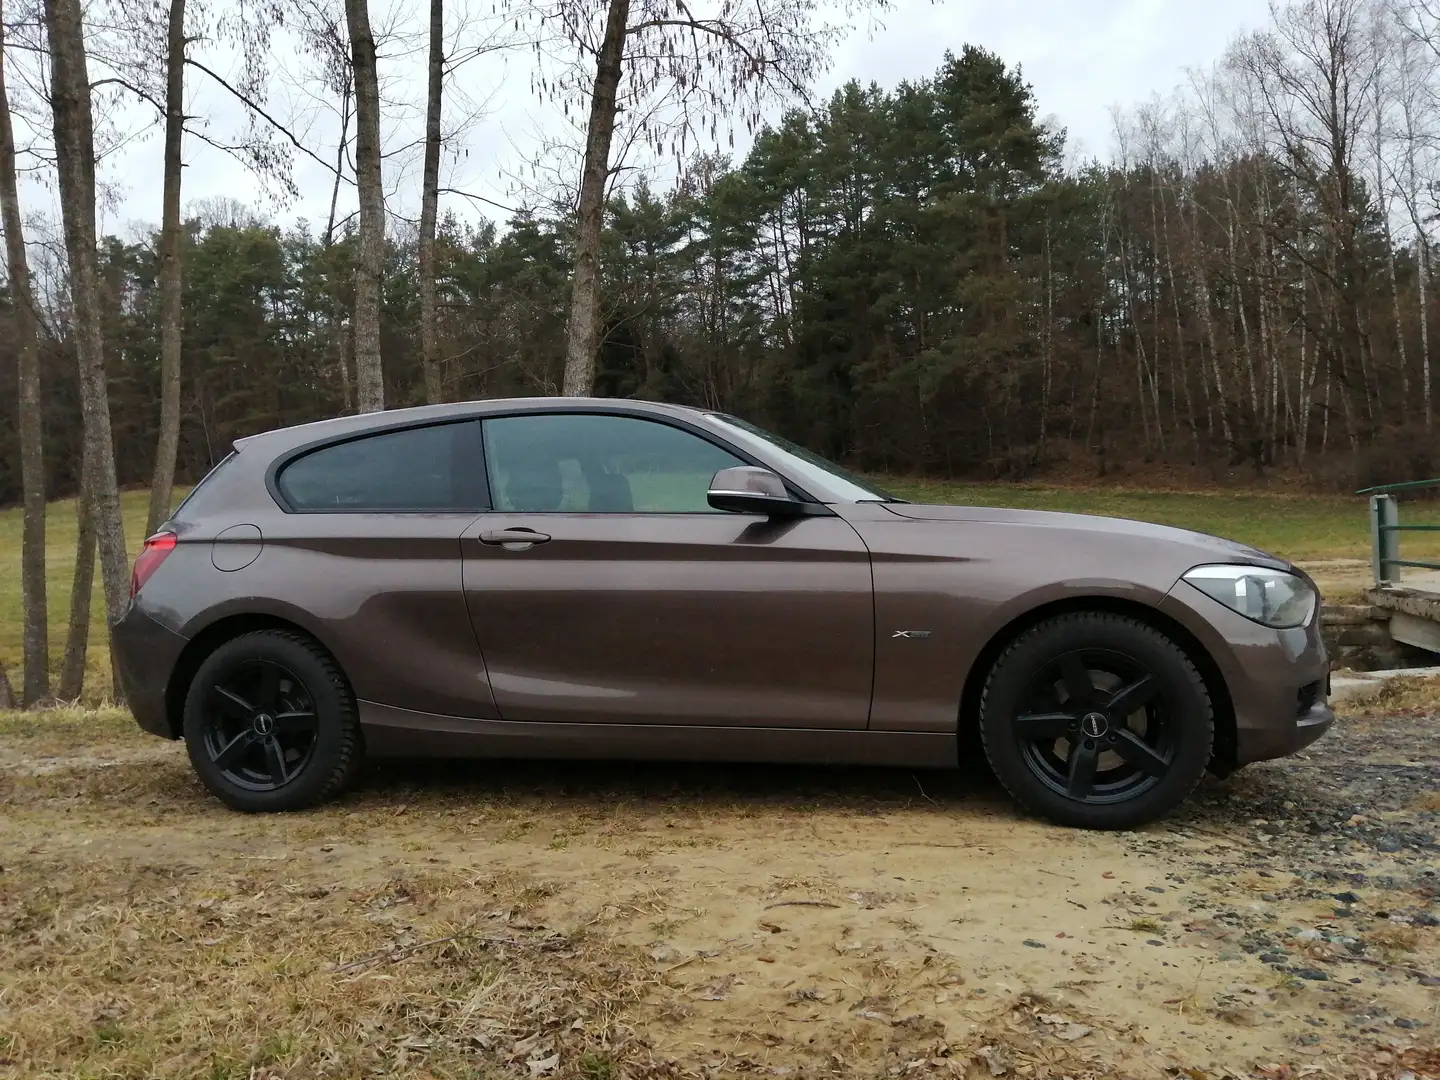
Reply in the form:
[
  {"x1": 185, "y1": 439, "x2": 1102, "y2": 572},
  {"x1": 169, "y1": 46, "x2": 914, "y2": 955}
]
[{"x1": 707, "y1": 466, "x2": 804, "y2": 516}]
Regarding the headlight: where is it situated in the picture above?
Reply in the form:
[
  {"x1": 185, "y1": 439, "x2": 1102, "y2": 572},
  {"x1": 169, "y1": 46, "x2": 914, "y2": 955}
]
[{"x1": 1182, "y1": 564, "x2": 1317, "y2": 628}]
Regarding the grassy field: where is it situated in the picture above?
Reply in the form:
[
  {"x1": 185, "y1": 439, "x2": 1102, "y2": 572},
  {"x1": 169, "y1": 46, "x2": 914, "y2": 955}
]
[
  {"x1": 3, "y1": 480, "x2": 1438, "y2": 701},
  {"x1": 0, "y1": 489, "x2": 179, "y2": 701},
  {"x1": 884, "y1": 478, "x2": 1440, "y2": 562}
]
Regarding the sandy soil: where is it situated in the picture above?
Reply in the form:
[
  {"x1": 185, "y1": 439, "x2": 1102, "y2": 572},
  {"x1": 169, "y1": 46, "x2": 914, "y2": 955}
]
[{"x1": 1, "y1": 702, "x2": 1437, "y2": 1080}]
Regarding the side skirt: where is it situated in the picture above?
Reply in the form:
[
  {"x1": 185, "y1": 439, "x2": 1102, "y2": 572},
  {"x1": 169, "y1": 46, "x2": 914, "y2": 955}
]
[{"x1": 359, "y1": 701, "x2": 957, "y2": 769}]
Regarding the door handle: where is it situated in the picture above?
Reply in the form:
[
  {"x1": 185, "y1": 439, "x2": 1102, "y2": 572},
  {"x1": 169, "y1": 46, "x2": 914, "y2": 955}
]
[{"x1": 479, "y1": 527, "x2": 552, "y2": 548}]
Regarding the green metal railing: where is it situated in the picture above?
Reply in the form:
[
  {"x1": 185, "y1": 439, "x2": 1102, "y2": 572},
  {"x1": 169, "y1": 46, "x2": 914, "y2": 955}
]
[{"x1": 1356, "y1": 478, "x2": 1440, "y2": 585}]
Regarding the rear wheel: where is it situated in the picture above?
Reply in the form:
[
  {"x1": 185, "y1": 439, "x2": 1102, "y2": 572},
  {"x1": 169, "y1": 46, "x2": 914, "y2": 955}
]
[
  {"x1": 979, "y1": 613, "x2": 1213, "y2": 829},
  {"x1": 183, "y1": 630, "x2": 363, "y2": 812}
]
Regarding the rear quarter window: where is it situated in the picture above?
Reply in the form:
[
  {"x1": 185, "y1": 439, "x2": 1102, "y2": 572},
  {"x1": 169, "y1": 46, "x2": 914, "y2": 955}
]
[
  {"x1": 275, "y1": 421, "x2": 487, "y2": 511},
  {"x1": 168, "y1": 451, "x2": 237, "y2": 521}
]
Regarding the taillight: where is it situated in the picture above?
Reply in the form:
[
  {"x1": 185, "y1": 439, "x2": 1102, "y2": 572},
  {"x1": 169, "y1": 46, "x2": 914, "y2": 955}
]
[{"x1": 131, "y1": 532, "x2": 177, "y2": 597}]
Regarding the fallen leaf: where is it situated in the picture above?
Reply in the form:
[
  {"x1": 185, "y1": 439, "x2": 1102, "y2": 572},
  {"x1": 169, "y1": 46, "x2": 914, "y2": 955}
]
[
  {"x1": 696, "y1": 975, "x2": 734, "y2": 1001},
  {"x1": 528, "y1": 1052, "x2": 560, "y2": 1076},
  {"x1": 977, "y1": 1045, "x2": 1008, "y2": 1076},
  {"x1": 1102, "y1": 871, "x2": 1115, "y2": 879}
]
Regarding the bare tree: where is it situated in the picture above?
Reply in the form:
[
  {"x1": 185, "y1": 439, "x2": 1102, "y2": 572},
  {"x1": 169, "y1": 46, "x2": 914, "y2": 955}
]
[
  {"x1": 346, "y1": 0, "x2": 385, "y2": 411},
  {"x1": 418, "y1": 0, "x2": 444, "y2": 403},
  {"x1": 0, "y1": 0, "x2": 49, "y2": 706},
  {"x1": 146, "y1": 0, "x2": 189, "y2": 535},
  {"x1": 1393, "y1": 0, "x2": 1438, "y2": 428},
  {"x1": 45, "y1": 0, "x2": 132, "y2": 677},
  {"x1": 559, "y1": 0, "x2": 628, "y2": 395},
  {"x1": 526, "y1": 0, "x2": 857, "y2": 395}
]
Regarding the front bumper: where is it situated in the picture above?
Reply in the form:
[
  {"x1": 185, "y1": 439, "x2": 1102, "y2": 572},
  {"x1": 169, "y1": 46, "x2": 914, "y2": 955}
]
[
  {"x1": 1233, "y1": 698, "x2": 1334, "y2": 764},
  {"x1": 1159, "y1": 586, "x2": 1335, "y2": 767},
  {"x1": 112, "y1": 602, "x2": 189, "y2": 738}
]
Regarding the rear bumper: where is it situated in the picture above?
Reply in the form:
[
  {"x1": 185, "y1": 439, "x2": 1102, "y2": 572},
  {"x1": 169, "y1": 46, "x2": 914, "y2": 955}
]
[{"x1": 112, "y1": 602, "x2": 189, "y2": 738}]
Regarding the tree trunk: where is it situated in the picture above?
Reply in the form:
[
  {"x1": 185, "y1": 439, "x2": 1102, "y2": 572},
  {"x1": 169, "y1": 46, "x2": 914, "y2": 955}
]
[
  {"x1": 418, "y1": 0, "x2": 444, "y2": 404},
  {"x1": 346, "y1": 0, "x2": 385, "y2": 412},
  {"x1": 45, "y1": 0, "x2": 131, "y2": 687},
  {"x1": 1420, "y1": 233, "x2": 1433, "y2": 432},
  {"x1": 0, "y1": 20, "x2": 49, "y2": 706},
  {"x1": 0, "y1": 659, "x2": 14, "y2": 710},
  {"x1": 324, "y1": 78, "x2": 353, "y2": 413},
  {"x1": 1376, "y1": 89, "x2": 1409, "y2": 413},
  {"x1": 58, "y1": 448, "x2": 97, "y2": 702},
  {"x1": 561, "y1": 0, "x2": 629, "y2": 397},
  {"x1": 146, "y1": 0, "x2": 187, "y2": 536},
  {"x1": 324, "y1": 78, "x2": 350, "y2": 247}
]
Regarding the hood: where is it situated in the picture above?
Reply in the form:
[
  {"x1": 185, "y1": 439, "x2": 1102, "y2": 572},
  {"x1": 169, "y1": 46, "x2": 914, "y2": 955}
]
[{"x1": 882, "y1": 503, "x2": 1289, "y2": 569}]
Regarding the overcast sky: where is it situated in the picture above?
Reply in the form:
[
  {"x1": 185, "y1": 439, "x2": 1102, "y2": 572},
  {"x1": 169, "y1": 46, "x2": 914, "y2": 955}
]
[{"x1": 96, "y1": 0, "x2": 1274, "y2": 237}]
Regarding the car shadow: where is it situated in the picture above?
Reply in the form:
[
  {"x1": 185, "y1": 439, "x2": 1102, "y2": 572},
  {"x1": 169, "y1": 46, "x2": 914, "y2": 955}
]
[{"x1": 356, "y1": 753, "x2": 1011, "y2": 815}]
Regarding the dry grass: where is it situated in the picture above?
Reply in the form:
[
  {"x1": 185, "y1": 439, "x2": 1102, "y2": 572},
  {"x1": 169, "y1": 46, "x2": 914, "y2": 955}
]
[
  {"x1": 1335, "y1": 675, "x2": 1440, "y2": 719},
  {"x1": 0, "y1": 713, "x2": 1155, "y2": 1080},
  {"x1": 3, "y1": 711, "x2": 1437, "y2": 1080},
  {"x1": 3, "y1": 859, "x2": 654, "y2": 1080}
]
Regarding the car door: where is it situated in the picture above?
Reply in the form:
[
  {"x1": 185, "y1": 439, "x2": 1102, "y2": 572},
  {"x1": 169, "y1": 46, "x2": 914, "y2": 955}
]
[
  {"x1": 460, "y1": 411, "x2": 874, "y2": 729},
  {"x1": 265, "y1": 418, "x2": 500, "y2": 719}
]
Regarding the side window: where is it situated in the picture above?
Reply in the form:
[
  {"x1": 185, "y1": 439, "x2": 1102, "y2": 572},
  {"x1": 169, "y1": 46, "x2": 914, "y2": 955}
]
[
  {"x1": 276, "y1": 421, "x2": 487, "y2": 511},
  {"x1": 483, "y1": 414, "x2": 745, "y2": 513}
]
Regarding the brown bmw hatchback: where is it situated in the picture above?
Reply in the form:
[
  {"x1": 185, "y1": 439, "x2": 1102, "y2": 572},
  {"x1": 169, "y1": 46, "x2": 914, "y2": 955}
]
[{"x1": 113, "y1": 398, "x2": 1333, "y2": 828}]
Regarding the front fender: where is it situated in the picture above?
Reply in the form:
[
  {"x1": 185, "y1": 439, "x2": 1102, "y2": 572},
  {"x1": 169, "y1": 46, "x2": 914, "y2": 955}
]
[{"x1": 843, "y1": 505, "x2": 1195, "y2": 735}]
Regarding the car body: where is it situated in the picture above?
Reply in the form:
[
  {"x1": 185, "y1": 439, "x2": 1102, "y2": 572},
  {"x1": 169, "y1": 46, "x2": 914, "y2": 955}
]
[{"x1": 113, "y1": 398, "x2": 1334, "y2": 827}]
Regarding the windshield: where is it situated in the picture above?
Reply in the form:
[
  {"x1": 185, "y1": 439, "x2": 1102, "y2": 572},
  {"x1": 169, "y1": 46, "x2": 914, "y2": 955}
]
[{"x1": 703, "y1": 413, "x2": 900, "y2": 504}]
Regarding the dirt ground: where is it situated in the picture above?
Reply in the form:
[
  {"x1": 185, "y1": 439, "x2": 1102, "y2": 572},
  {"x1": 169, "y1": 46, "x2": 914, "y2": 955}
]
[{"x1": 1, "y1": 691, "x2": 1437, "y2": 1080}]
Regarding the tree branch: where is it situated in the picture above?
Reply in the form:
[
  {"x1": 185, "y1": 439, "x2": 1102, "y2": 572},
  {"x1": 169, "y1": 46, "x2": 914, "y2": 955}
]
[
  {"x1": 438, "y1": 186, "x2": 520, "y2": 214},
  {"x1": 184, "y1": 57, "x2": 349, "y2": 182},
  {"x1": 90, "y1": 76, "x2": 165, "y2": 116}
]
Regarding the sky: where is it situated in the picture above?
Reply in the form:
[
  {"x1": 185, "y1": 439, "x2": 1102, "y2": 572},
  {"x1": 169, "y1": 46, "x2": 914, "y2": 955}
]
[{"x1": 91, "y1": 0, "x2": 1276, "y2": 238}]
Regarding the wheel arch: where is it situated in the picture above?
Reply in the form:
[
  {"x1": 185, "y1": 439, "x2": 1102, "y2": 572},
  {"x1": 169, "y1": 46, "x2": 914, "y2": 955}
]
[
  {"x1": 164, "y1": 613, "x2": 346, "y2": 738},
  {"x1": 957, "y1": 595, "x2": 1238, "y2": 773}
]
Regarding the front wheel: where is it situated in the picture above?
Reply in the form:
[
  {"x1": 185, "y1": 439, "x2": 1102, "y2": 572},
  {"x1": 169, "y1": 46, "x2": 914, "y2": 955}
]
[
  {"x1": 979, "y1": 613, "x2": 1214, "y2": 830},
  {"x1": 183, "y1": 630, "x2": 364, "y2": 812}
]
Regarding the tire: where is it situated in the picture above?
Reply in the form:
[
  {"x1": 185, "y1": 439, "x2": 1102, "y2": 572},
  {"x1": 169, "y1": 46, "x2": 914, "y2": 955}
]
[
  {"x1": 183, "y1": 630, "x2": 364, "y2": 812},
  {"x1": 979, "y1": 613, "x2": 1213, "y2": 830}
]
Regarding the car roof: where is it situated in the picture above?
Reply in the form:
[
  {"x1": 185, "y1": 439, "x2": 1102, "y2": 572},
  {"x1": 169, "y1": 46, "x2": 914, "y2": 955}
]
[{"x1": 231, "y1": 397, "x2": 711, "y2": 457}]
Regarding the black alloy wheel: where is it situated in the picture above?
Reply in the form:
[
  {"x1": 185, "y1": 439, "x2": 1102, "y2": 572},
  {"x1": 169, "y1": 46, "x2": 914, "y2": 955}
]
[
  {"x1": 979, "y1": 613, "x2": 1214, "y2": 829},
  {"x1": 1014, "y1": 649, "x2": 1175, "y2": 805},
  {"x1": 184, "y1": 630, "x2": 363, "y2": 812},
  {"x1": 201, "y1": 659, "x2": 318, "y2": 791}
]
